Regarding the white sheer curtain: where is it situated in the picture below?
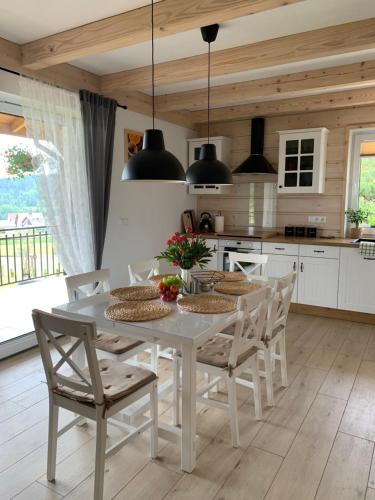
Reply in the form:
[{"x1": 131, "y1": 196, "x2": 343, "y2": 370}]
[{"x1": 20, "y1": 77, "x2": 95, "y2": 275}]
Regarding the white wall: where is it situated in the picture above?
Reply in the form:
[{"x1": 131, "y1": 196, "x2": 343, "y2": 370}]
[{"x1": 102, "y1": 108, "x2": 197, "y2": 287}]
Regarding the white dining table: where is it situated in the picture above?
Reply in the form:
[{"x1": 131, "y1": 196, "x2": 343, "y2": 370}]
[{"x1": 52, "y1": 288, "x2": 237, "y2": 473}]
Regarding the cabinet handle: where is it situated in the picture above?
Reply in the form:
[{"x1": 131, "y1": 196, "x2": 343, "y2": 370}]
[
  {"x1": 275, "y1": 247, "x2": 285, "y2": 250},
  {"x1": 300, "y1": 262, "x2": 304, "y2": 272},
  {"x1": 313, "y1": 250, "x2": 324, "y2": 253},
  {"x1": 293, "y1": 261, "x2": 297, "y2": 271},
  {"x1": 364, "y1": 257, "x2": 375, "y2": 260}
]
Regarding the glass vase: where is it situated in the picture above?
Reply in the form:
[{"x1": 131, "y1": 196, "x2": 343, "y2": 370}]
[{"x1": 180, "y1": 268, "x2": 192, "y2": 294}]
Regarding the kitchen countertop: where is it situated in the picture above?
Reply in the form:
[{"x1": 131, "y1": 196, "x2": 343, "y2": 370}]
[{"x1": 198, "y1": 233, "x2": 359, "y2": 248}]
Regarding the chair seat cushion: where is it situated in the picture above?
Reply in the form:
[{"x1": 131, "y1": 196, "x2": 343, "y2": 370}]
[
  {"x1": 95, "y1": 331, "x2": 144, "y2": 355},
  {"x1": 55, "y1": 359, "x2": 156, "y2": 407},
  {"x1": 196, "y1": 336, "x2": 257, "y2": 369}
]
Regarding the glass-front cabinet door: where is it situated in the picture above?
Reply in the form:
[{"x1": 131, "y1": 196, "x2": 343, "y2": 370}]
[{"x1": 277, "y1": 128, "x2": 329, "y2": 194}]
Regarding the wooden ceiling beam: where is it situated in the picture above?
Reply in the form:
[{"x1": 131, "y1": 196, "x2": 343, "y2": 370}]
[
  {"x1": 21, "y1": 0, "x2": 301, "y2": 70},
  {"x1": 101, "y1": 18, "x2": 375, "y2": 92},
  {"x1": 0, "y1": 37, "x2": 195, "y2": 129},
  {"x1": 190, "y1": 87, "x2": 375, "y2": 123},
  {"x1": 0, "y1": 37, "x2": 100, "y2": 92},
  {"x1": 112, "y1": 90, "x2": 196, "y2": 129},
  {"x1": 155, "y1": 61, "x2": 375, "y2": 112}
]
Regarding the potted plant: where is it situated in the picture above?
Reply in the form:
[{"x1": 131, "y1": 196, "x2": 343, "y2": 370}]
[
  {"x1": 156, "y1": 230, "x2": 213, "y2": 291},
  {"x1": 345, "y1": 208, "x2": 369, "y2": 238},
  {"x1": 4, "y1": 146, "x2": 35, "y2": 178}
]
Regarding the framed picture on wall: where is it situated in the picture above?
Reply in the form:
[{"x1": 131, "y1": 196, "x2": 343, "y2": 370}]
[{"x1": 124, "y1": 129, "x2": 144, "y2": 161}]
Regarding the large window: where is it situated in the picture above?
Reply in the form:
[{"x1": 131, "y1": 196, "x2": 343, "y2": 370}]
[
  {"x1": 358, "y1": 143, "x2": 375, "y2": 226},
  {"x1": 347, "y1": 130, "x2": 375, "y2": 231}
]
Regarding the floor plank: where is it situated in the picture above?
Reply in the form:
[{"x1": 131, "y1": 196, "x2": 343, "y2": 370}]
[
  {"x1": 0, "y1": 426, "x2": 93, "y2": 499},
  {"x1": 0, "y1": 399, "x2": 24, "y2": 423},
  {"x1": 264, "y1": 395, "x2": 346, "y2": 500},
  {"x1": 366, "y1": 488, "x2": 375, "y2": 500},
  {"x1": 340, "y1": 361, "x2": 375, "y2": 441},
  {"x1": 213, "y1": 447, "x2": 282, "y2": 500},
  {"x1": 12, "y1": 481, "x2": 62, "y2": 500},
  {"x1": 315, "y1": 432, "x2": 373, "y2": 500},
  {"x1": 113, "y1": 461, "x2": 182, "y2": 500},
  {"x1": 251, "y1": 388, "x2": 317, "y2": 457},
  {"x1": 319, "y1": 353, "x2": 362, "y2": 400}
]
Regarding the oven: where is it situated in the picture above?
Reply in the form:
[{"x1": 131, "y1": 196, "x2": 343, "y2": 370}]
[{"x1": 217, "y1": 239, "x2": 262, "y2": 273}]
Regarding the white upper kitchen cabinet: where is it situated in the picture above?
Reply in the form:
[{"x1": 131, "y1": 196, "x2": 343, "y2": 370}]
[
  {"x1": 277, "y1": 128, "x2": 329, "y2": 194},
  {"x1": 298, "y1": 255, "x2": 339, "y2": 308},
  {"x1": 338, "y1": 248, "x2": 375, "y2": 314}
]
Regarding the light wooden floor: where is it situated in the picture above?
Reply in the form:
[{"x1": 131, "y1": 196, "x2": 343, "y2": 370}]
[{"x1": 1, "y1": 313, "x2": 375, "y2": 500}]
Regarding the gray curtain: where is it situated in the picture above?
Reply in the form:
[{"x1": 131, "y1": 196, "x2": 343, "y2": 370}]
[{"x1": 80, "y1": 90, "x2": 117, "y2": 270}]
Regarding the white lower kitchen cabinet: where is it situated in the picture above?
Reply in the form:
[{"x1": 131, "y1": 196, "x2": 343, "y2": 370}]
[
  {"x1": 205, "y1": 238, "x2": 219, "y2": 271},
  {"x1": 266, "y1": 253, "x2": 298, "y2": 302},
  {"x1": 338, "y1": 248, "x2": 375, "y2": 314},
  {"x1": 298, "y1": 256, "x2": 339, "y2": 308}
]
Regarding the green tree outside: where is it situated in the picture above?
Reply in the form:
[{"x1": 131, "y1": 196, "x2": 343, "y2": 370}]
[{"x1": 359, "y1": 157, "x2": 375, "y2": 226}]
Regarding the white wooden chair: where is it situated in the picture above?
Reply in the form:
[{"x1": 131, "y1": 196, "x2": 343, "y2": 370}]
[
  {"x1": 128, "y1": 258, "x2": 160, "y2": 283},
  {"x1": 222, "y1": 272, "x2": 296, "y2": 407},
  {"x1": 228, "y1": 251, "x2": 269, "y2": 280},
  {"x1": 174, "y1": 287, "x2": 272, "y2": 447},
  {"x1": 65, "y1": 269, "x2": 158, "y2": 373},
  {"x1": 32, "y1": 309, "x2": 158, "y2": 500},
  {"x1": 257, "y1": 271, "x2": 297, "y2": 405}
]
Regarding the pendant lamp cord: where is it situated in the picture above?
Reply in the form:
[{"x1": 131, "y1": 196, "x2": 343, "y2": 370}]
[
  {"x1": 207, "y1": 41, "x2": 211, "y2": 144},
  {"x1": 151, "y1": 0, "x2": 155, "y2": 129}
]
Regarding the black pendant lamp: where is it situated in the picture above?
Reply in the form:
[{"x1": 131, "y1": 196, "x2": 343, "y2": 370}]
[
  {"x1": 186, "y1": 24, "x2": 232, "y2": 185},
  {"x1": 121, "y1": 0, "x2": 185, "y2": 183}
]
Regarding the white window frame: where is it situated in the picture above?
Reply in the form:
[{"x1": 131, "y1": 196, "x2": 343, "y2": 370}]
[{"x1": 346, "y1": 128, "x2": 375, "y2": 234}]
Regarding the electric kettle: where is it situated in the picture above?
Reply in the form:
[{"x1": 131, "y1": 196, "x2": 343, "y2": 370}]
[{"x1": 198, "y1": 212, "x2": 213, "y2": 233}]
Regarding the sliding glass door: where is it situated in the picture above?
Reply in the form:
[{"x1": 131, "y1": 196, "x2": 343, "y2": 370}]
[{"x1": 0, "y1": 101, "x2": 67, "y2": 358}]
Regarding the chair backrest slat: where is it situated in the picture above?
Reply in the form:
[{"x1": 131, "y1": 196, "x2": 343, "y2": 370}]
[
  {"x1": 265, "y1": 272, "x2": 296, "y2": 340},
  {"x1": 228, "y1": 251, "x2": 268, "y2": 277},
  {"x1": 128, "y1": 258, "x2": 160, "y2": 283},
  {"x1": 65, "y1": 269, "x2": 110, "y2": 302},
  {"x1": 32, "y1": 309, "x2": 105, "y2": 405},
  {"x1": 228, "y1": 286, "x2": 272, "y2": 369}
]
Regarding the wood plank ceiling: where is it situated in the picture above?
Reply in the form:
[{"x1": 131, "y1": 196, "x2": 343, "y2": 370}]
[{"x1": 1, "y1": 0, "x2": 375, "y2": 129}]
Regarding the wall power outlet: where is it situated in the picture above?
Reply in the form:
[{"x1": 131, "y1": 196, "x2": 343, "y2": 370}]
[{"x1": 308, "y1": 215, "x2": 327, "y2": 223}]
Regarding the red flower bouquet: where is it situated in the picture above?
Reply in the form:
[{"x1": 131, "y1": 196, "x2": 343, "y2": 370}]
[{"x1": 156, "y1": 230, "x2": 213, "y2": 270}]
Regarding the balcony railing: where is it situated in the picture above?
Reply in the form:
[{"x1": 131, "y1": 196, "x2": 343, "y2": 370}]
[{"x1": 0, "y1": 226, "x2": 63, "y2": 286}]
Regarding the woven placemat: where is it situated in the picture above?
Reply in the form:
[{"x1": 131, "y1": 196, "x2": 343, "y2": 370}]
[
  {"x1": 221, "y1": 271, "x2": 247, "y2": 282},
  {"x1": 105, "y1": 300, "x2": 171, "y2": 322},
  {"x1": 214, "y1": 281, "x2": 263, "y2": 296},
  {"x1": 110, "y1": 286, "x2": 159, "y2": 301},
  {"x1": 177, "y1": 294, "x2": 236, "y2": 314}
]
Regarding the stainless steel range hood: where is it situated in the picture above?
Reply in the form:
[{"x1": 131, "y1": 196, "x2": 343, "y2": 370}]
[{"x1": 233, "y1": 117, "x2": 277, "y2": 183}]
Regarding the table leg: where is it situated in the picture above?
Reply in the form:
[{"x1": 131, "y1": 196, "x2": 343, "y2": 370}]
[{"x1": 181, "y1": 343, "x2": 196, "y2": 473}]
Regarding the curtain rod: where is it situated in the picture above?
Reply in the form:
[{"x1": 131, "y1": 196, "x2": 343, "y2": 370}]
[{"x1": 0, "y1": 66, "x2": 127, "y2": 110}]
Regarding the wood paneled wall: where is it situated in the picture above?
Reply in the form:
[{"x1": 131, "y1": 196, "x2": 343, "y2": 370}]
[{"x1": 197, "y1": 105, "x2": 375, "y2": 237}]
